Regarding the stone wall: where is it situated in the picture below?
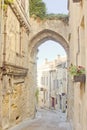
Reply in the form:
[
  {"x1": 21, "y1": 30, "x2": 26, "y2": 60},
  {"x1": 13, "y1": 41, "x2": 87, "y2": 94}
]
[
  {"x1": 69, "y1": 0, "x2": 87, "y2": 130},
  {"x1": 6, "y1": 6, "x2": 28, "y2": 68},
  {"x1": 28, "y1": 16, "x2": 71, "y2": 120},
  {"x1": 0, "y1": 1, "x2": 35, "y2": 129},
  {"x1": 0, "y1": 0, "x2": 75, "y2": 129},
  {"x1": 29, "y1": 18, "x2": 69, "y2": 57}
]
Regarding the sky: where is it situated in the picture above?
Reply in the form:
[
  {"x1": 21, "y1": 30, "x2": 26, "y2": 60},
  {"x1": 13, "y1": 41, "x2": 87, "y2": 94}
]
[
  {"x1": 37, "y1": 0, "x2": 68, "y2": 66},
  {"x1": 43, "y1": 0, "x2": 68, "y2": 14},
  {"x1": 37, "y1": 41, "x2": 66, "y2": 65}
]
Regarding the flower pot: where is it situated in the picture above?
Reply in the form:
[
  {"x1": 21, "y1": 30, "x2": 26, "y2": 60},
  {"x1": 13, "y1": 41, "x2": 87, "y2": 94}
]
[{"x1": 74, "y1": 74, "x2": 86, "y2": 83}]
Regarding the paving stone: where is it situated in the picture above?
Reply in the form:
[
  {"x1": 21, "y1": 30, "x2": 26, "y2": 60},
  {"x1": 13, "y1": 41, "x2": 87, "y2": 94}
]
[{"x1": 9, "y1": 108, "x2": 72, "y2": 130}]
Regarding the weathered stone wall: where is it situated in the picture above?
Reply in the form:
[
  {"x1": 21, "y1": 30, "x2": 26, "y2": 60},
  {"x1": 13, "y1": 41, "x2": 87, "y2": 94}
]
[
  {"x1": 1, "y1": 76, "x2": 27, "y2": 128},
  {"x1": 6, "y1": 6, "x2": 29, "y2": 68},
  {"x1": 29, "y1": 18, "x2": 69, "y2": 56},
  {"x1": 0, "y1": 1, "x2": 75, "y2": 130},
  {"x1": 29, "y1": 18, "x2": 69, "y2": 42},
  {"x1": 28, "y1": 17, "x2": 70, "y2": 109},
  {"x1": 69, "y1": 0, "x2": 87, "y2": 130},
  {"x1": 0, "y1": 1, "x2": 35, "y2": 129},
  {"x1": 28, "y1": 15, "x2": 72, "y2": 124}
]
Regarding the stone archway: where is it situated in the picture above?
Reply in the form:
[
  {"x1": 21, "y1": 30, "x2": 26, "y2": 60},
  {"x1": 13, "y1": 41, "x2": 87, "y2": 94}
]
[
  {"x1": 28, "y1": 27, "x2": 70, "y2": 116},
  {"x1": 27, "y1": 18, "x2": 71, "y2": 120},
  {"x1": 29, "y1": 18, "x2": 69, "y2": 59},
  {"x1": 29, "y1": 29, "x2": 69, "y2": 58},
  {"x1": 28, "y1": 28, "x2": 69, "y2": 84}
]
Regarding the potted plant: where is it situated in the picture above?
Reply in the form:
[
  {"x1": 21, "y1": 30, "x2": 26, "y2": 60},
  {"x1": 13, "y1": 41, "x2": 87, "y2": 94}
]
[{"x1": 69, "y1": 64, "x2": 86, "y2": 83}]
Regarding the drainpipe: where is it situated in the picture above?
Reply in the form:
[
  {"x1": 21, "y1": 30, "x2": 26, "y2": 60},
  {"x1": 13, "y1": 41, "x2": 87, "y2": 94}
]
[
  {"x1": 49, "y1": 70, "x2": 51, "y2": 108},
  {"x1": 0, "y1": 6, "x2": 1, "y2": 52},
  {"x1": 3, "y1": 6, "x2": 7, "y2": 66},
  {"x1": 0, "y1": 0, "x2": 5, "y2": 67},
  {"x1": 76, "y1": 27, "x2": 80, "y2": 66},
  {"x1": 0, "y1": 0, "x2": 7, "y2": 67}
]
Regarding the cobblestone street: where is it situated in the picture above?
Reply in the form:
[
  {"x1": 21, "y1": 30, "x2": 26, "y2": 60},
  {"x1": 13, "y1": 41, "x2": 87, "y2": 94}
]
[{"x1": 9, "y1": 108, "x2": 72, "y2": 130}]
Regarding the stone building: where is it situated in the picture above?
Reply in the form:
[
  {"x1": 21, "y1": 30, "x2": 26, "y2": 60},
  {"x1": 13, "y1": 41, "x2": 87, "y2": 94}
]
[
  {"x1": 1, "y1": 0, "x2": 87, "y2": 129},
  {"x1": 0, "y1": 0, "x2": 35, "y2": 129},
  {"x1": 37, "y1": 56, "x2": 67, "y2": 112},
  {"x1": 56, "y1": 61, "x2": 67, "y2": 112},
  {"x1": 0, "y1": 0, "x2": 69, "y2": 129},
  {"x1": 69, "y1": 0, "x2": 87, "y2": 130}
]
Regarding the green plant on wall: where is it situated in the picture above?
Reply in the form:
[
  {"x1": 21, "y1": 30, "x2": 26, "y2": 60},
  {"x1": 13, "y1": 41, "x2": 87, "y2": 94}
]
[
  {"x1": 29, "y1": 0, "x2": 47, "y2": 19},
  {"x1": 0, "y1": 0, "x2": 14, "y2": 10},
  {"x1": 29, "y1": 0, "x2": 69, "y2": 23},
  {"x1": 5, "y1": 0, "x2": 14, "y2": 3},
  {"x1": 45, "y1": 13, "x2": 68, "y2": 22},
  {"x1": 35, "y1": 88, "x2": 39, "y2": 103}
]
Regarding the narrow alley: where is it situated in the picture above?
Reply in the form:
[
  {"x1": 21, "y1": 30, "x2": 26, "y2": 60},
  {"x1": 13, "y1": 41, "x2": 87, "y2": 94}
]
[{"x1": 9, "y1": 108, "x2": 72, "y2": 130}]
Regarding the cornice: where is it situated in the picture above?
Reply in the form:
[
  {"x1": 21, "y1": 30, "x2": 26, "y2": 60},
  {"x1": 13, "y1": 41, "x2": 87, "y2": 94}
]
[
  {"x1": 0, "y1": 63, "x2": 28, "y2": 77},
  {"x1": 10, "y1": 0, "x2": 31, "y2": 34}
]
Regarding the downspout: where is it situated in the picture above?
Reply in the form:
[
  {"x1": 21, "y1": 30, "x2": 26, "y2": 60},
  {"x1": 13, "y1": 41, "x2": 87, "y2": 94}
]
[
  {"x1": 49, "y1": 70, "x2": 51, "y2": 108},
  {"x1": 76, "y1": 27, "x2": 80, "y2": 66},
  {"x1": 0, "y1": 0, "x2": 4, "y2": 67},
  {"x1": 3, "y1": 8, "x2": 7, "y2": 66},
  {"x1": 2, "y1": 2, "x2": 9, "y2": 74}
]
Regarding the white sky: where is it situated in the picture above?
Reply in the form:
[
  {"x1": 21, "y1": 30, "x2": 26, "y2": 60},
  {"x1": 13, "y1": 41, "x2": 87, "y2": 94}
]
[
  {"x1": 37, "y1": 41, "x2": 66, "y2": 65},
  {"x1": 37, "y1": 0, "x2": 68, "y2": 66},
  {"x1": 43, "y1": 0, "x2": 68, "y2": 14}
]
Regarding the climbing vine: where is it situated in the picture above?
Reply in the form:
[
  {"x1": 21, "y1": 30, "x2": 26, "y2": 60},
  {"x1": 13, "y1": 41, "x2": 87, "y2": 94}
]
[
  {"x1": 29, "y1": 0, "x2": 68, "y2": 23},
  {"x1": 45, "y1": 13, "x2": 69, "y2": 24},
  {"x1": 0, "y1": 0, "x2": 14, "y2": 10},
  {"x1": 5, "y1": 0, "x2": 14, "y2": 4},
  {"x1": 35, "y1": 88, "x2": 39, "y2": 103},
  {"x1": 29, "y1": 0, "x2": 47, "y2": 20}
]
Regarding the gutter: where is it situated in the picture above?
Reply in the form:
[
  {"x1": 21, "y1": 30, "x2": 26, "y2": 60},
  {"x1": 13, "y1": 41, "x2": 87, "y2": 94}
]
[
  {"x1": 3, "y1": 10, "x2": 7, "y2": 66},
  {"x1": 76, "y1": 27, "x2": 80, "y2": 66}
]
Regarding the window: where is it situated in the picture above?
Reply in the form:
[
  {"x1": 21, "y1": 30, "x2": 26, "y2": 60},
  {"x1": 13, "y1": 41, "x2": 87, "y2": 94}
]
[
  {"x1": 41, "y1": 77, "x2": 45, "y2": 85},
  {"x1": 46, "y1": 77, "x2": 48, "y2": 85}
]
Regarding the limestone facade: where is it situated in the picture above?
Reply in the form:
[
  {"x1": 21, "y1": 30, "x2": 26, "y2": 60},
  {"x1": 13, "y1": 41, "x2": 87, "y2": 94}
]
[
  {"x1": 0, "y1": 0, "x2": 35, "y2": 129},
  {"x1": 37, "y1": 56, "x2": 67, "y2": 112},
  {"x1": 69, "y1": 0, "x2": 87, "y2": 130},
  {"x1": 0, "y1": 0, "x2": 78, "y2": 130},
  {"x1": 1, "y1": 0, "x2": 86, "y2": 129},
  {"x1": 29, "y1": 18, "x2": 69, "y2": 58},
  {"x1": 28, "y1": 17, "x2": 70, "y2": 119}
]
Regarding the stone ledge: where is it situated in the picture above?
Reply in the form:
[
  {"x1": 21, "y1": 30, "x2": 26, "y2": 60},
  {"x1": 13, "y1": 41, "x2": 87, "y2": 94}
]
[
  {"x1": 10, "y1": 0, "x2": 31, "y2": 34},
  {"x1": 0, "y1": 63, "x2": 28, "y2": 77}
]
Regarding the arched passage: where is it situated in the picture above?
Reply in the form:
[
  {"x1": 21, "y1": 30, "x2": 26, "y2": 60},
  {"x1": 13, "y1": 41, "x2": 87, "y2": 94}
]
[
  {"x1": 28, "y1": 21, "x2": 69, "y2": 120},
  {"x1": 28, "y1": 29, "x2": 69, "y2": 82},
  {"x1": 28, "y1": 29, "x2": 70, "y2": 116},
  {"x1": 29, "y1": 29, "x2": 69, "y2": 58}
]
